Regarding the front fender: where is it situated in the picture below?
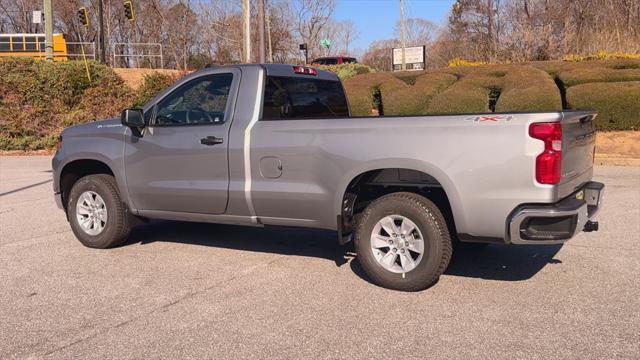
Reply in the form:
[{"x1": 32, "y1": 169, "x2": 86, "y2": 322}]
[{"x1": 52, "y1": 135, "x2": 132, "y2": 211}]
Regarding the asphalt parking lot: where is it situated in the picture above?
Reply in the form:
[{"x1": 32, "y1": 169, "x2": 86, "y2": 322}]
[{"x1": 1, "y1": 156, "x2": 638, "y2": 359}]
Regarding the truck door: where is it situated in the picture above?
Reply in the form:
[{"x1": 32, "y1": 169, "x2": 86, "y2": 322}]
[{"x1": 124, "y1": 70, "x2": 239, "y2": 214}]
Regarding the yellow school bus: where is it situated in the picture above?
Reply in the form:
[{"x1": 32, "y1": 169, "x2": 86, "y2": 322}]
[{"x1": 0, "y1": 33, "x2": 68, "y2": 61}]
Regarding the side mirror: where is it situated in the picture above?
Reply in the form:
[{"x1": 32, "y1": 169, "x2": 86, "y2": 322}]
[{"x1": 121, "y1": 108, "x2": 145, "y2": 128}]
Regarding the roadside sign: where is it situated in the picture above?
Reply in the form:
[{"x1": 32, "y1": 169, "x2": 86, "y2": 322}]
[
  {"x1": 320, "y1": 39, "x2": 331, "y2": 49},
  {"x1": 392, "y1": 45, "x2": 426, "y2": 71},
  {"x1": 32, "y1": 11, "x2": 42, "y2": 24}
]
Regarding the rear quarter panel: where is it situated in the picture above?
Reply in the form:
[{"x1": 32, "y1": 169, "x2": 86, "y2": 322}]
[{"x1": 250, "y1": 112, "x2": 562, "y2": 238}]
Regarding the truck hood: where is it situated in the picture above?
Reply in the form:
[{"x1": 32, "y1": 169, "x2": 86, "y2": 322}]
[{"x1": 61, "y1": 118, "x2": 124, "y2": 139}]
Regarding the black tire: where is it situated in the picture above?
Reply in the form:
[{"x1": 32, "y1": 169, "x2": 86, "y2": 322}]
[
  {"x1": 354, "y1": 192, "x2": 452, "y2": 291},
  {"x1": 67, "y1": 174, "x2": 131, "y2": 249}
]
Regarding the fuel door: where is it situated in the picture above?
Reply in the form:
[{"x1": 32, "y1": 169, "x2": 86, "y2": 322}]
[{"x1": 259, "y1": 156, "x2": 283, "y2": 179}]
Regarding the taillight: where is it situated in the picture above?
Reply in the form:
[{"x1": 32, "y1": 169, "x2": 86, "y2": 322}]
[
  {"x1": 529, "y1": 122, "x2": 562, "y2": 185},
  {"x1": 292, "y1": 66, "x2": 317, "y2": 75}
]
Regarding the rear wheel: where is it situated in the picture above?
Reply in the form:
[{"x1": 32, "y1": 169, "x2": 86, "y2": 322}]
[
  {"x1": 354, "y1": 192, "x2": 452, "y2": 291},
  {"x1": 67, "y1": 174, "x2": 131, "y2": 249}
]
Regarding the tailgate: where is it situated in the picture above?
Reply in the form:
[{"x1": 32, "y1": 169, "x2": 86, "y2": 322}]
[{"x1": 558, "y1": 110, "x2": 597, "y2": 198}]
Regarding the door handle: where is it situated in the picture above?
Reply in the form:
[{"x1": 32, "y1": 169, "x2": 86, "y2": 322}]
[{"x1": 200, "y1": 136, "x2": 223, "y2": 146}]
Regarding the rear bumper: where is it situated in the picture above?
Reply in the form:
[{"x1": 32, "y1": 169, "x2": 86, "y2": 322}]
[{"x1": 508, "y1": 181, "x2": 604, "y2": 245}]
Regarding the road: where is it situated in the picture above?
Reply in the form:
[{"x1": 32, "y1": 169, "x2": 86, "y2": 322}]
[{"x1": 1, "y1": 156, "x2": 638, "y2": 359}]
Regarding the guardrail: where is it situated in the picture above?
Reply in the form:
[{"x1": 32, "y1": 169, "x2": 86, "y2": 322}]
[
  {"x1": 66, "y1": 42, "x2": 96, "y2": 60},
  {"x1": 112, "y1": 42, "x2": 163, "y2": 69}
]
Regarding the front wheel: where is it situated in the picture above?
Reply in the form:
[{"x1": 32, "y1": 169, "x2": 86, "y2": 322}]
[
  {"x1": 67, "y1": 174, "x2": 131, "y2": 249},
  {"x1": 354, "y1": 192, "x2": 452, "y2": 291}
]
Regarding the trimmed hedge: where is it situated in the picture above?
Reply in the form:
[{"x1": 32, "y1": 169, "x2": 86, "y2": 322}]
[
  {"x1": 343, "y1": 72, "x2": 457, "y2": 116},
  {"x1": 533, "y1": 59, "x2": 640, "y2": 86},
  {"x1": 567, "y1": 81, "x2": 640, "y2": 131},
  {"x1": 346, "y1": 64, "x2": 562, "y2": 115},
  {"x1": 1, "y1": 58, "x2": 638, "y2": 151},
  {"x1": 343, "y1": 60, "x2": 638, "y2": 130},
  {"x1": 429, "y1": 65, "x2": 563, "y2": 113},
  {"x1": 316, "y1": 63, "x2": 374, "y2": 80},
  {"x1": 495, "y1": 66, "x2": 562, "y2": 112}
]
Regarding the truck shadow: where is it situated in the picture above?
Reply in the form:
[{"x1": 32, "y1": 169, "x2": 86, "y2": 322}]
[
  {"x1": 129, "y1": 220, "x2": 350, "y2": 267},
  {"x1": 350, "y1": 243, "x2": 563, "y2": 283},
  {"x1": 443, "y1": 243, "x2": 562, "y2": 281},
  {"x1": 129, "y1": 220, "x2": 562, "y2": 282}
]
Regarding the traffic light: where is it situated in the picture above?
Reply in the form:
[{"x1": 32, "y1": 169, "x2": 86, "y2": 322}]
[
  {"x1": 299, "y1": 43, "x2": 308, "y2": 64},
  {"x1": 78, "y1": 7, "x2": 90, "y2": 27},
  {"x1": 124, "y1": 0, "x2": 135, "y2": 21}
]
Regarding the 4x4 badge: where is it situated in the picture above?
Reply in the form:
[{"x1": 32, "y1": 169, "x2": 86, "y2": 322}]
[{"x1": 465, "y1": 115, "x2": 514, "y2": 123}]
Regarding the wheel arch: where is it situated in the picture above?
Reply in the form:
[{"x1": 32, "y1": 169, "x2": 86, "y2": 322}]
[
  {"x1": 57, "y1": 157, "x2": 127, "y2": 212},
  {"x1": 334, "y1": 160, "x2": 466, "y2": 244}
]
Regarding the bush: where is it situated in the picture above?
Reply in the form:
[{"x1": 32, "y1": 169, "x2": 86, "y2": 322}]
[
  {"x1": 428, "y1": 65, "x2": 561, "y2": 113},
  {"x1": 0, "y1": 58, "x2": 134, "y2": 150},
  {"x1": 494, "y1": 66, "x2": 562, "y2": 112},
  {"x1": 447, "y1": 58, "x2": 487, "y2": 67},
  {"x1": 533, "y1": 59, "x2": 640, "y2": 86},
  {"x1": 567, "y1": 81, "x2": 640, "y2": 131},
  {"x1": 345, "y1": 64, "x2": 562, "y2": 115},
  {"x1": 316, "y1": 63, "x2": 374, "y2": 80},
  {"x1": 383, "y1": 72, "x2": 458, "y2": 115},
  {"x1": 562, "y1": 51, "x2": 640, "y2": 62},
  {"x1": 558, "y1": 66, "x2": 640, "y2": 87},
  {"x1": 133, "y1": 72, "x2": 177, "y2": 107},
  {"x1": 343, "y1": 71, "x2": 457, "y2": 116},
  {"x1": 342, "y1": 72, "x2": 392, "y2": 115},
  {"x1": 2, "y1": 58, "x2": 638, "y2": 151}
]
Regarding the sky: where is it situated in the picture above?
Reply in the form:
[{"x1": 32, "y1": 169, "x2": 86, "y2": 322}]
[{"x1": 333, "y1": 0, "x2": 456, "y2": 51}]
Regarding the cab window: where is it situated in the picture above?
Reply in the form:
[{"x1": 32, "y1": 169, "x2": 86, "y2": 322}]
[{"x1": 153, "y1": 73, "x2": 233, "y2": 126}]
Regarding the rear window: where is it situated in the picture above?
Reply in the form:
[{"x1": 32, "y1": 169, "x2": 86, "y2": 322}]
[{"x1": 262, "y1": 76, "x2": 349, "y2": 120}]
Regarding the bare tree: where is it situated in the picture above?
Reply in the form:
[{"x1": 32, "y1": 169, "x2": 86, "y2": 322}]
[
  {"x1": 334, "y1": 19, "x2": 358, "y2": 55},
  {"x1": 290, "y1": 0, "x2": 335, "y2": 59},
  {"x1": 394, "y1": 18, "x2": 437, "y2": 47},
  {"x1": 361, "y1": 38, "x2": 400, "y2": 71}
]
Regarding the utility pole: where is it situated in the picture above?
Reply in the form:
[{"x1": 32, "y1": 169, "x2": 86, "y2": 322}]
[
  {"x1": 257, "y1": 0, "x2": 265, "y2": 63},
  {"x1": 242, "y1": 0, "x2": 251, "y2": 63},
  {"x1": 184, "y1": 0, "x2": 190, "y2": 70},
  {"x1": 399, "y1": 0, "x2": 406, "y2": 70},
  {"x1": 43, "y1": 0, "x2": 53, "y2": 61},
  {"x1": 98, "y1": 0, "x2": 106, "y2": 63},
  {"x1": 266, "y1": 3, "x2": 273, "y2": 63}
]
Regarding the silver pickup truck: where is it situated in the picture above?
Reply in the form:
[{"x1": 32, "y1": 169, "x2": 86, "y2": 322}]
[{"x1": 52, "y1": 64, "x2": 604, "y2": 291}]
